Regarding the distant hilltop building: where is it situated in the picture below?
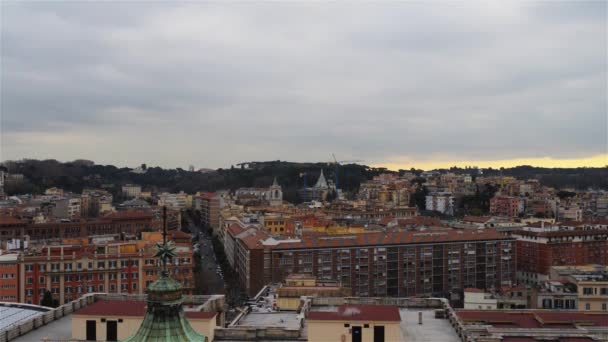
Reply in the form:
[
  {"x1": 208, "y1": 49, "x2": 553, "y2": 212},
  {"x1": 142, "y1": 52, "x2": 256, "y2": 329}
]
[
  {"x1": 234, "y1": 177, "x2": 283, "y2": 207},
  {"x1": 130, "y1": 164, "x2": 147, "y2": 174},
  {"x1": 298, "y1": 170, "x2": 335, "y2": 202},
  {"x1": 122, "y1": 184, "x2": 142, "y2": 198}
]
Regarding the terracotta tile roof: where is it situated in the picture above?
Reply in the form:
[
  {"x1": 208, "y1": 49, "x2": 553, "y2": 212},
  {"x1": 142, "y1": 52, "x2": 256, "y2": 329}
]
[
  {"x1": 462, "y1": 216, "x2": 492, "y2": 224},
  {"x1": 75, "y1": 301, "x2": 216, "y2": 320},
  {"x1": 104, "y1": 211, "x2": 153, "y2": 220},
  {"x1": 396, "y1": 216, "x2": 445, "y2": 227},
  {"x1": 501, "y1": 338, "x2": 537, "y2": 342},
  {"x1": 568, "y1": 220, "x2": 608, "y2": 226},
  {"x1": 269, "y1": 228, "x2": 511, "y2": 250},
  {"x1": 239, "y1": 229, "x2": 271, "y2": 249},
  {"x1": 0, "y1": 216, "x2": 27, "y2": 226},
  {"x1": 185, "y1": 311, "x2": 217, "y2": 320},
  {"x1": 226, "y1": 223, "x2": 246, "y2": 238},
  {"x1": 378, "y1": 216, "x2": 396, "y2": 226},
  {"x1": 456, "y1": 310, "x2": 608, "y2": 329},
  {"x1": 75, "y1": 301, "x2": 146, "y2": 317},
  {"x1": 308, "y1": 305, "x2": 401, "y2": 322},
  {"x1": 514, "y1": 229, "x2": 608, "y2": 238},
  {"x1": 170, "y1": 230, "x2": 192, "y2": 240},
  {"x1": 196, "y1": 192, "x2": 217, "y2": 200}
]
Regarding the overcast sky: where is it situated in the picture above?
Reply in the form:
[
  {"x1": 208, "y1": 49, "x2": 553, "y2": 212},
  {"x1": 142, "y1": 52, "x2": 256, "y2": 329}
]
[{"x1": 1, "y1": 1, "x2": 606, "y2": 170}]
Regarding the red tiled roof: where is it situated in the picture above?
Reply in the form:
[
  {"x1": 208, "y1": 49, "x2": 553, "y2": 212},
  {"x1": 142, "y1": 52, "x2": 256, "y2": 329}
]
[
  {"x1": 170, "y1": 230, "x2": 192, "y2": 240},
  {"x1": 463, "y1": 216, "x2": 492, "y2": 224},
  {"x1": 514, "y1": 229, "x2": 608, "y2": 238},
  {"x1": 185, "y1": 311, "x2": 217, "y2": 320},
  {"x1": 395, "y1": 216, "x2": 445, "y2": 227},
  {"x1": 270, "y1": 228, "x2": 511, "y2": 250},
  {"x1": 226, "y1": 223, "x2": 246, "y2": 238},
  {"x1": 0, "y1": 216, "x2": 27, "y2": 226},
  {"x1": 464, "y1": 288, "x2": 485, "y2": 293},
  {"x1": 536, "y1": 312, "x2": 608, "y2": 327},
  {"x1": 456, "y1": 310, "x2": 608, "y2": 329},
  {"x1": 196, "y1": 192, "x2": 217, "y2": 200},
  {"x1": 104, "y1": 211, "x2": 153, "y2": 220},
  {"x1": 239, "y1": 230, "x2": 271, "y2": 249},
  {"x1": 378, "y1": 216, "x2": 396, "y2": 226},
  {"x1": 308, "y1": 305, "x2": 401, "y2": 322},
  {"x1": 76, "y1": 301, "x2": 216, "y2": 320},
  {"x1": 75, "y1": 301, "x2": 146, "y2": 317}
]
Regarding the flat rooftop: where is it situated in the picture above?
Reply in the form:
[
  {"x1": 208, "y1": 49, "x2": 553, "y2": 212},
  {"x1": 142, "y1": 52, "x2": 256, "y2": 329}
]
[
  {"x1": 237, "y1": 312, "x2": 301, "y2": 330},
  {"x1": 13, "y1": 315, "x2": 72, "y2": 342},
  {"x1": 0, "y1": 305, "x2": 48, "y2": 332},
  {"x1": 399, "y1": 309, "x2": 459, "y2": 342}
]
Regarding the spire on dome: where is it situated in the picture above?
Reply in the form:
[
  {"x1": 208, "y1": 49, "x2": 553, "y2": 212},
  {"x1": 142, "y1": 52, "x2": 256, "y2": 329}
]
[
  {"x1": 272, "y1": 177, "x2": 280, "y2": 187},
  {"x1": 314, "y1": 170, "x2": 328, "y2": 188}
]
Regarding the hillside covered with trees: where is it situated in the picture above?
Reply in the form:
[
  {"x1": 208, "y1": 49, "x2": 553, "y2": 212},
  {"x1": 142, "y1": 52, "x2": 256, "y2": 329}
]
[{"x1": 2, "y1": 159, "x2": 607, "y2": 203}]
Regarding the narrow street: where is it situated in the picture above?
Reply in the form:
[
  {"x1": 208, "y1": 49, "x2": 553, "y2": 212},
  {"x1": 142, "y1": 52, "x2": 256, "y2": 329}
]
[{"x1": 187, "y1": 219, "x2": 226, "y2": 295}]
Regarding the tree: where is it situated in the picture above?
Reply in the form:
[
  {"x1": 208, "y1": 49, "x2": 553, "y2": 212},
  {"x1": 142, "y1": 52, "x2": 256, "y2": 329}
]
[
  {"x1": 40, "y1": 290, "x2": 54, "y2": 307},
  {"x1": 325, "y1": 190, "x2": 337, "y2": 202},
  {"x1": 557, "y1": 190, "x2": 576, "y2": 199},
  {"x1": 410, "y1": 186, "x2": 428, "y2": 210}
]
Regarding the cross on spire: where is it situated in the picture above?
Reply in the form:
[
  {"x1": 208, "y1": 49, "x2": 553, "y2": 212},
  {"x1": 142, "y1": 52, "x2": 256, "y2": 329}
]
[
  {"x1": 163, "y1": 206, "x2": 167, "y2": 246},
  {"x1": 154, "y1": 205, "x2": 176, "y2": 274}
]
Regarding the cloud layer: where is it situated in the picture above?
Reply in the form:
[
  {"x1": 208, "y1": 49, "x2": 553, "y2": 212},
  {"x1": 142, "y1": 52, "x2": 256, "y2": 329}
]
[{"x1": 1, "y1": 2, "x2": 606, "y2": 168}]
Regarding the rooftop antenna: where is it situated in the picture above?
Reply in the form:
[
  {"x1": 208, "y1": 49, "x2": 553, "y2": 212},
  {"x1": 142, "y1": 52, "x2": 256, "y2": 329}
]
[{"x1": 163, "y1": 205, "x2": 167, "y2": 247}]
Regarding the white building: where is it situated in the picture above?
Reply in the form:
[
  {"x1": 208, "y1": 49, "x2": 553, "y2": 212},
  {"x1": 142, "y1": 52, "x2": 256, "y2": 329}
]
[
  {"x1": 51, "y1": 198, "x2": 81, "y2": 220},
  {"x1": 158, "y1": 191, "x2": 188, "y2": 210},
  {"x1": 122, "y1": 184, "x2": 142, "y2": 198},
  {"x1": 425, "y1": 192, "x2": 454, "y2": 215},
  {"x1": 464, "y1": 288, "x2": 498, "y2": 310},
  {"x1": 557, "y1": 205, "x2": 583, "y2": 222}
]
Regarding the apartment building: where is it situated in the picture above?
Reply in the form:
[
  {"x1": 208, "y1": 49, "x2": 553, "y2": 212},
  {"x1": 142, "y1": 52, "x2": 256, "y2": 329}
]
[
  {"x1": 121, "y1": 184, "x2": 141, "y2": 198},
  {"x1": 193, "y1": 193, "x2": 221, "y2": 236},
  {"x1": 157, "y1": 192, "x2": 189, "y2": 210},
  {"x1": 574, "y1": 274, "x2": 608, "y2": 311},
  {"x1": 9, "y1": 234, "x2": 194, "y2": 305},
  {"x1": 234, "y1": 229, "x2": 271, "y2": 296},
  {"x1": 238, "y1": 228, "x2": 516, "y2": 298},
  {"x1": 0, "y1": 211, "x2": 154, "y2": 242},
  {"x1": 514, "y1": 224, "x2": 608, "y2": 285},
  {"x1": 425, "y1": 192, "x2": 454, "y2": 215},
  {"x1": 80, "y1": 189, "x2": 113, "y2": 217},
  {"x1": 51, "y1": 198, "x2": 81, "y2": 220},
  {"x1": 490, "y1": 195, "x2": 521, "y2": 217},
  {"x1": 535, "y1": 280, "x2": 578, "y2": 310},
  {"x1": 557, "y1": 205, "x2": 583, "y2": 222},
  {"x1": 0, "y1": 254, "x2": 19, "y2": 302}
]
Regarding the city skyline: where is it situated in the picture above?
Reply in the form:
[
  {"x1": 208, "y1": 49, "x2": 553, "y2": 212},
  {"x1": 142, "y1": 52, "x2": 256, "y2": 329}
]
[{"x1": 1, "y1": 2, "x2": 606, "y2": 169}]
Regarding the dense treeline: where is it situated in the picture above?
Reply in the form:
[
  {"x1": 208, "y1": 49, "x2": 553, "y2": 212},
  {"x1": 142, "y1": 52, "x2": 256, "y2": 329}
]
[
  {"x1": 2, "y1": 159, "x2": 607, "y2": 203},
  {"x1": 1, "y1": 159, "x2": 392, "y2": 203}
]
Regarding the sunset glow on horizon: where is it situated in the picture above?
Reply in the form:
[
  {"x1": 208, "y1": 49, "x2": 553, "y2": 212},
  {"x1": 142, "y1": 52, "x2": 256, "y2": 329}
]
[{"x1": 375, "y1": 154, "x2": 608, "y2": 172}]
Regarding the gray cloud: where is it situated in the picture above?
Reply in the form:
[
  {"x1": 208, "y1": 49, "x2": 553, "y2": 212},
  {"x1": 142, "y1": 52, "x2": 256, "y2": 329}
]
[{"x1": 1, "y1": 1, "x2": 606, "y2": 168}]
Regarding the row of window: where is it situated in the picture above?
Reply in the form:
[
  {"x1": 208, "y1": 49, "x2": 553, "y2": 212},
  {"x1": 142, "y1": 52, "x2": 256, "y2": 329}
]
[
  {"x1": 25, "y1": 260, "x2": 141, "y2": 272},
  {"x1": 27, "y1": 272, "x2": 141, "y2": 284},
  {"x1": 25, "y1": 282, "x2": 139, "y2": 296},
  {"x1": 582, "y1": 287, "x2": 608, "y2": 295}
]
